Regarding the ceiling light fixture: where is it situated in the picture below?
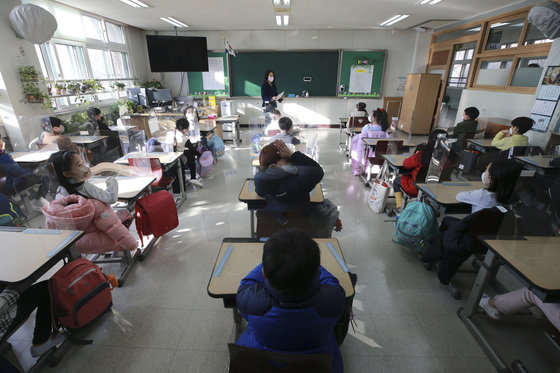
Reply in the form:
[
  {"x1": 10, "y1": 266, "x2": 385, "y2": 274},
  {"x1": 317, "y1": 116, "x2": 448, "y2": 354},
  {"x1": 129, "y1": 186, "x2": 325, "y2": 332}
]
[
  {"x1": 120, "y1": 0, "x2": 149, "y2": 8},
  {"x1": 283, "y1": 15, "x2": 289, "y2": 26},
  {"x1": 160, "y1": 17, "x2": 189, "y2": 28},
  {"x1": 419, "y1": 0, "x2": 431, "y2": 4},
  {"x1": 276, "y1": 15, "x2": 282, "y2": 26},
  {"x1": 273, "y1": 0, "x2": 281, "y2": 5},
  {"x1": 381, "y1": 14, "x2": 409, "y2": 26},
  {"x1": 283, "y1": 0, "x2": 290, "y2": 5},
  {"x1": 428, "y1": 0, "x2": 442, "y2": 4}
]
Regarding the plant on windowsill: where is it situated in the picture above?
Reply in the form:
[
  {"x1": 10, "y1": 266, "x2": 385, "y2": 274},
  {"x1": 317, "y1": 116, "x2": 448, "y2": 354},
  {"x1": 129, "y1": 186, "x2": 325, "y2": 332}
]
[
  {"x1": 18, "y1": 65, "x2": 39, "y2": 81},
  {"x1": 115, "y1": 82, "x2": 126, "y2": 90},
  {"x1": 67, "y1": 82, "x2": 80, "y2": 94},
  {"x1": 22, "y1": 82, "x2": 51, "y2": 110},
  {"x1": 81, "y1": 79, "x2": 103, "y2": 93},
  {"x1": 54, "y1": 82, "x2": 66, "y2": 95},
  {"x1": 140, "y1": 79, "x2": 163, "y2": 89}
]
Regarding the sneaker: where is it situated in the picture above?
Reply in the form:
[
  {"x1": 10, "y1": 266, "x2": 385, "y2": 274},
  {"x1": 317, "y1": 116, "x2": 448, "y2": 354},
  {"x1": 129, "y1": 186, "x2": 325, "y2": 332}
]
[
  {"x1": 479, "y1": 294, "x2": 501, "y2": 320},
  {"x1": 189, "y1": 179, "x2": 204, "y2": 188},
  {"x1": 30, "y1": 333, "x2": 66, "y2": 357}
]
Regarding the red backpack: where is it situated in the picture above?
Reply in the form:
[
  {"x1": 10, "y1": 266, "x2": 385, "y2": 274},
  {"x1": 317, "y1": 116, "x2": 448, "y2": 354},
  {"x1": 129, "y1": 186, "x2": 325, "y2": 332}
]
[
  {"x1": 49, "y1": 258, "x2": 114, "y2": 329},
  {"x1": 135, "y1": 190, "x2": 178, "y2": 246}
]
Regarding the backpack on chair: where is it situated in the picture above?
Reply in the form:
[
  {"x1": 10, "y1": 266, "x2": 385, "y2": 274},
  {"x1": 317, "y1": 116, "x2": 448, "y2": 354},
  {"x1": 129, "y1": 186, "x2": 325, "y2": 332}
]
[
  {"x1": 135, "y1": 190, "x2": 178, "y2": 246},
  {"x1": 392, "y1": 201, "x2": 439, "y2": 253}
]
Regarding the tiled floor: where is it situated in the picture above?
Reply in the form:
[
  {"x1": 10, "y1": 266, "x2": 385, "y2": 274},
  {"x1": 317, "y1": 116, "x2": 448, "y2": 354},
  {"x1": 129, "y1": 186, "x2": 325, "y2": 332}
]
[{"x1": 9, "y1": 128, "x2": 496, "y2": 372}]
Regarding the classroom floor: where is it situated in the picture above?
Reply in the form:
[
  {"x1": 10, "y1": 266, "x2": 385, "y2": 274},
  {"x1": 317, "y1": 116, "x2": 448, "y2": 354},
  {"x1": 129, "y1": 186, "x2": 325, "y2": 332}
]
[{"x1": 8, "y1": 128, "x2": 501, "y2": 373}]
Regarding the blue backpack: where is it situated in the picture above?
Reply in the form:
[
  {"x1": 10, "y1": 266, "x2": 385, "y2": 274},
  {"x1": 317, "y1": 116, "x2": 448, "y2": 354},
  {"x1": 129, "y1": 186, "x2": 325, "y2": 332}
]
[
  {"x1": 392, "y1": 201, "x2": 439, "y2": 252},
  {"x1": 207, "y1": 134, "x2": 225, "y2": 158}
]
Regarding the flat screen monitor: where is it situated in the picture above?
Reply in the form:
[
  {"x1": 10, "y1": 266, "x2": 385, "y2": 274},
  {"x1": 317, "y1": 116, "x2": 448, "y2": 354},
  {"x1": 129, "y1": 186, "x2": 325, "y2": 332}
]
[{"x1": 146, "y1": 35, "x2": 209, "y2": 72}]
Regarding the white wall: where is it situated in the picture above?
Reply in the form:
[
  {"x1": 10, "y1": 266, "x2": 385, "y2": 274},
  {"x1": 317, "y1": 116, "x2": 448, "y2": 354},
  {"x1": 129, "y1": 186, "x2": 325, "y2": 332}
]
[
  {"x1": 141, "y1": 28, "x2": 431, "y2": 125},
  {"x1": 455, "y1": 38, "x2": 560, "y2": 150},
  {"x1": 127, "y1": 26, "x2": 150, "y2": 84}
]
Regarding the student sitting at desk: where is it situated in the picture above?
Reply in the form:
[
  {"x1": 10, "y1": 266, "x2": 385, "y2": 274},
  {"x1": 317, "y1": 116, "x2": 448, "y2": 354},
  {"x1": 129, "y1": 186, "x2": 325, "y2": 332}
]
[
  {"x1": 456, "y1": 159, "x2": 522, "y2": 213},
  {"x1": 490, "y1": 116, "x2": 533, "y2": 151},
  {"x1": 391, "y1": 129, "x2": 447, "y2": 211},
  {"x1": 39, "y1": 117, "x2": 65, "y2": 147},
  {"x1": 263, "y1": 109, "x2": 282, "y2": 136},
  {"x1": 450, "y1": 106, "x2": 479, "y2": 151},
  {"x1": 351, "y1": 108, "x2": 390, "y2": 175},
  {"x1": 172, "y1": 118, "x2": 204, "y2": 188},
  {"x1": 270, "y1": 117, "x2": 301, "y2": 147},
  {"x1": 480, "y1": 288, "x2": 560, "y2": 331},
  {"x1": 351, "y1": 102, "x2": 368, "y2": 117},
  {"x1": 1, "y1": 282, "x2": 66, "y2": 357},
  {"x1": 236, "y1": 228, "x2": 346, "y2": 373},
  {"x1": 255, "y1": 140, "x2": 322, "y2": 211},
  {"x1": 86, "y1": 107, "x2": 110, "y2": 135}
]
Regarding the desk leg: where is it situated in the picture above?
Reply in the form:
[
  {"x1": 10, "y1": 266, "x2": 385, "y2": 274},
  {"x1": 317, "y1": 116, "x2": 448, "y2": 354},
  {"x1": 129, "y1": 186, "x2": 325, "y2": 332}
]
[
  {"x1": 232, "y1": 307, "x2": 242, "y2": 342},
  {"x1": 458, "y1": 251, "x2": 508, "y2": 372},
  {"x1": 250, "y1": 210, "x2": 256, "y2": 238},
  {"x1": 176, "y1": 158, "x2": 186, "y2": 208},
  {"x1": 338, "y1": 123, "x2": 345, "y2": 150}
]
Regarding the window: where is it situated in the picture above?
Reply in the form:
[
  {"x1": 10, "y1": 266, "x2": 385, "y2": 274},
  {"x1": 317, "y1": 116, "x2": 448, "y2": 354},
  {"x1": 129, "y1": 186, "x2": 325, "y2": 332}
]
[
  {"x1": 510, "y1": 56, "x2": 547, "y2": 87},
  {"x1": 523, "y1": 23, "x2": 554, "y2": 46},
  {"x1": 106, "y1": 22, "x2": 125, "y2": 44},
  {"x1": 82, "y1": 15, "x2": 105, "y2": 41},
  {"x1": 476, "y1": 58, "x2": 513, "y2": 86},
  {"x1": 88, "y1": 49, "x2": 112, "y2": 79},
  {"x1": 448, "y1": 44, "x2": 475, "y2": 88},
  {"x1": 434, "y1": 24, "x2": 481, "y2": 43},
  {"x1": 37, "y1": 10, "x2": 134, "y2": 112},
  {"x1": 485, "y1": 17, "x2": 525, "y2": 51},
  {"x1": 55, "y1": 44, "x2": 88, "y2": 80}
]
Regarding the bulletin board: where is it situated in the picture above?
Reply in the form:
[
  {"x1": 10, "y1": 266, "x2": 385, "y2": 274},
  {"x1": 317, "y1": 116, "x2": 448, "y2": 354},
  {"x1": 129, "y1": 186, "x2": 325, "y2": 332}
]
[
  {"x1": 187, "y1": 52, "x2": 230, "y2": 97},
  {"x1": 338, "y1": 50, "x2": 387, "y2": 98}
]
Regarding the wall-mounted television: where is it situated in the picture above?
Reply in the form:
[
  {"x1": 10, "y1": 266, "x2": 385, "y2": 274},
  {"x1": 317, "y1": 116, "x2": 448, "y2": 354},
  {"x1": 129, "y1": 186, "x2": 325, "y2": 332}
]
[{"x1": 146, "y1": 35, "x2": 208, "y2": 72}]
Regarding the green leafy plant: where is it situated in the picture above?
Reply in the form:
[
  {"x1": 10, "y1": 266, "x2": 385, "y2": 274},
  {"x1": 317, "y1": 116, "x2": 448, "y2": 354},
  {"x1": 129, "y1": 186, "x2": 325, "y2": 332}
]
[
  {"x1": 54, "y1": 82, "x2": 66, "y2": 94},
  {"x1": 60, "y1": 119, "x2": 80, "y2": 135},
  {"x1": 67, "y1": 82, "x2": 80, "y2": 94},
  {"x1": 115, "y1": 82, "x2": 126, "y2": 90},
  {"x1": 80, "y1": 79, "x2": 103, "y2": 93},
  {"x1": 140, "y1": 79, "x2": 163, "y2": 89},
  {"x1": 22, "y1": 82, "x2": 51, "y2": 109},
  {"x1": 18, "y1": 65, "x2": 39, "y2": 81}
]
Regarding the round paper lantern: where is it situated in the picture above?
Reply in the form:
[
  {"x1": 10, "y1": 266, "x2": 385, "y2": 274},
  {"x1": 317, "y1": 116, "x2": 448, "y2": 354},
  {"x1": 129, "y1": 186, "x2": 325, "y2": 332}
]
[{"x1": 9, "y1": 4, "x2": 58, "y2": 45}]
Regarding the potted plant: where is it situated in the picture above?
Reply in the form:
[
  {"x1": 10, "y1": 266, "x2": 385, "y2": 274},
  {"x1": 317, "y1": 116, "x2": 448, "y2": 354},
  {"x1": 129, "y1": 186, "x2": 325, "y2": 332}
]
[
  {"x1": 54, "y1": 82, "x2": 66, "y2": 95},
  {"x1": 23, "y1": 82, "x2": 48, "y2": 103},
  {"x1": 82, "y1": 79, "x2": 103, "y2": 92},
  {"x1": 18, "y1": 66, "x2": 39, "y2": 81},
  {"x1": 67, "y1": 82, "x2": 80, "y2": 94},
  {"x1": 115, "y1": 82, "x2": 126, "y2": 90},
  {"x1": 141, "y1": 79, "x2": 163, "y2": 89}
]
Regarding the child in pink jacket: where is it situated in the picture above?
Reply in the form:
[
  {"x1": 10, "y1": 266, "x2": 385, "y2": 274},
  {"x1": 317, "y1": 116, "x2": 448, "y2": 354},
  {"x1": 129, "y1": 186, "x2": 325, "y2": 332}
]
[
  {"x1": 43, "y1": 151, "x2": 137, "y2": 254},
  {"x1": 351, "y1": 108, "x2": 391, "y2": 175}
]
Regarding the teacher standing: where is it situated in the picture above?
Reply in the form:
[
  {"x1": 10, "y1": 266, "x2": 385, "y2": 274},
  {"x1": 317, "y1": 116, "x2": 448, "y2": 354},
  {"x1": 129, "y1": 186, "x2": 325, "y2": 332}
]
[{"x1": 261, "y1": 70, "x2": 282, "y2": 113}]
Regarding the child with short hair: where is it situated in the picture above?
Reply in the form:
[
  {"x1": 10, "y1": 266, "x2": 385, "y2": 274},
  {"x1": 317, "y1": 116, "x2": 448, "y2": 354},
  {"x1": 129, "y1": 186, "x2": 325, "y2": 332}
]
[
  {"x1": 270, "y1": 117, "x2": 300, "y2": 146},
  {"x1": 236, "y1": 228, "x2": 346, "y2": 373},
  {"x1": 491, "y1": 116, "x2": 533, "y2": 150},
  {"x1": 456, "y1": 159, "x2": 522, "y2": 213},
  {"x1": 352, "y1": 102, "x2": 368, "y2": 117},
  {"x1": 173, "y1": 118, "x2": 203, "y2": 188},
  {"x1": 351, "y1": 108, "x2": 390, "y2": 175},
  {"x1": 39, "y1": 117, "x2": 65, "y2": 146},
  {"x1": 451, "y1": 106, "x2": 479, "y2": 150}
]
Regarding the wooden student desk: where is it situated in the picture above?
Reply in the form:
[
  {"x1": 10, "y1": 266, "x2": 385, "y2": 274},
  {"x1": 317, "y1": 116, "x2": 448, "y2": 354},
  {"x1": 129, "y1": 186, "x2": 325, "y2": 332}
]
[
  {"x1": 459, "y1": 236, "x2": 560, "y2": 371},
  {"x1": 114, "y1": 151, "x2": 186, "y2": 208},
  {"x1": 0, "y1": 228, "x2": 82, "y2": 285},
  {"x1": 238, "y1": 178, "x2": 324, "y2": 237},
  {"x1": 514, "y1": 155, "x2": 558, "y2": 176},
  {"x1": 88, "y1": 176, "x2": 155, "y2": 201},
  {"x1": 381, "y1": 153, "x2": 413, "y2": 177},
  {"x1": 10, "y1": 151, "x2": 56, "y2": 164},
  {"x1": 358, "y1": 138, "x2": 416, "y2": 184},
  {"x1": 207, "y1": 238, "x2": 354, "y2": 340},
  {"x1": 415, "y1": 181, "x2": 485, "y2": 214},
  {"x1": 68, "y1": 135, "x2": 108, "y2": 147},
  {"x1": 466, "y1": 138, "x2": 498, "y2": 153}
]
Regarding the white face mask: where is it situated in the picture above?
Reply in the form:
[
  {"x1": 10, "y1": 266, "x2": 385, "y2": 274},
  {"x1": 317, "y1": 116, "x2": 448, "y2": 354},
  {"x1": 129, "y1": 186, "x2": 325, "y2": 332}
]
[
  {"x1": 58, "y1": 125, "x2": 65, "y2": 134},
  {"x1": 509, "y1": 127, "x2": 513, "y2": 135},
  {"x1": 268, "y1": 76, "x2": 274, "y2": 83},
  {"x1": 186, "y1": 113, "x2": 194, "y2": 121},
  {"x1": 481, "y1": 171, "x2": 490, "y2": 186}
]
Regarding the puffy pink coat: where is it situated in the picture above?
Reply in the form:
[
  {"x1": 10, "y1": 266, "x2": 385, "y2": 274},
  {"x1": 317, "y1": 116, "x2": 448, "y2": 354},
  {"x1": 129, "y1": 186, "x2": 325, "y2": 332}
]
[{"x1": 42, "y1": 195, "x2": 137, "y2": 254}]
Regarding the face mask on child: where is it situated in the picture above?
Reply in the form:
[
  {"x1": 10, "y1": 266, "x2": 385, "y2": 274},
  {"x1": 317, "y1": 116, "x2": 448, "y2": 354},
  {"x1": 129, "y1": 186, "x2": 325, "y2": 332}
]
[
  {"x1": 481, "y1": 171, "x2": 490, "y2": 186},
  {"x1": 58, "y1": 125, "x2": 65, "y2": 134},
  {"x1": 509, "y1": 127, "x2": 513, "y2": 135}
]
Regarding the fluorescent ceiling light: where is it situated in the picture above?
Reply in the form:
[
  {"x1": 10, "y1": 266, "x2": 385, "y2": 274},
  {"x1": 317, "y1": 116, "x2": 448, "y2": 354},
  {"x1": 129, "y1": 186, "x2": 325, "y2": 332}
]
[
  {"x1": 120, "y1": 0, "x2": 149, "y2": 8},
  {"x1": 283, "y1": 15, "x2": 289, "y2": 26},
  {"x1": 273, "y1": 0, "x2": 280, "y2": 5},
  {"x1": 419, "y1": 0, "x2": 431, "y2": 4},
  {"x1": 283, "y1": 0, "x2": 290, "y2": 5},
  {"x1": 429, "y1": 0, "x2": 442, "y2": 4},
  {"x1": 490, "y1": 22, "x2": 509, "y2": 28},
  {"x1": 160, "y1": 17, "x2": 189, "y2": 28},
  {"x1": 381, "y1": 14, "x2": 409, "y2": 26},
  {"x1": 168, "y1": 17, "x2": 188, "y2": 27},
  {"x1": 276, "y1": 15, "x2": 282, "y2": 26}
]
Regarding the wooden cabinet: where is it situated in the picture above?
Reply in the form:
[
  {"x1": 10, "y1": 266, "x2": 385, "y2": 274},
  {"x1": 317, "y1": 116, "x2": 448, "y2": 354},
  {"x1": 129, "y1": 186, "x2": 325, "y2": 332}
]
[{"x1": 398, "y1": 74, "x2": 442, "y2": 135}]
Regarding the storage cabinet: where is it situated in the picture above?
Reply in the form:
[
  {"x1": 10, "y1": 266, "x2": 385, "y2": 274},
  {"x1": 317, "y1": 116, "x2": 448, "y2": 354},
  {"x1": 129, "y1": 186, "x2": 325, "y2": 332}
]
[{"x1": 397, "y1": 74, "x2": 442, "y2": 135}]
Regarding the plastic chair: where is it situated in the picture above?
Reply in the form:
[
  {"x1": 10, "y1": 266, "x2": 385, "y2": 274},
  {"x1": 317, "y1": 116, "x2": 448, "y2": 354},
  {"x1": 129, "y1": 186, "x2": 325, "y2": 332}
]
[
  {"x1": 227, "y1": 343, "x2": 332, "y2": 373},
  {"x1": 364, "y1": 139, "x2": 403, "y2": 181},
  {"x1": 127, "y1": 158, "x2": 175, "y2": 190}
]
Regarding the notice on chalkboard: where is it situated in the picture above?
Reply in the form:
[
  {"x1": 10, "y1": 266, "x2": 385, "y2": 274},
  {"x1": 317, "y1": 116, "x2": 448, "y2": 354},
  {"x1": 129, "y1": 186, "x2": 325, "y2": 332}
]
[
  {"x1": 202, "y1": 57, "x2": 225, "y2": 91},
  {"x1": 349, "y1": 65, "x2": 374, "y2": 94}
]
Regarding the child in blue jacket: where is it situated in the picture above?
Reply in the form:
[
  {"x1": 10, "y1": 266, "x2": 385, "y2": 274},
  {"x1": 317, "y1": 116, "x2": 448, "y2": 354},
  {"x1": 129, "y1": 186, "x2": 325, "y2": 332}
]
[{"x1": 236, "y1": 228, "x2": 346, "y2": 373}]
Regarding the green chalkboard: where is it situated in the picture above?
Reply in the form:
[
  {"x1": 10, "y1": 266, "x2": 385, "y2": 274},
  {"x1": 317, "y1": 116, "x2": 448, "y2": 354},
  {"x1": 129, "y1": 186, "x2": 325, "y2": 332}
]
[
  {"x1": 230, "y1": 51, "x2": 339, "y2": 97},
  {"x1": 187, "y1": 52, "x2": 229, "y2": 97},
  {"x1": 338, "y1": 50, "x2": 386, "y2": 98}
]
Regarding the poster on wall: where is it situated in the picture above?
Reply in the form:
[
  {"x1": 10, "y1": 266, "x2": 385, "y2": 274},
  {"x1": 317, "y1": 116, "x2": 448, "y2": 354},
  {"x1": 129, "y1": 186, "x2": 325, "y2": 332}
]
[
  {"x1": 349, "y1": 65, "x2": 374, "y2": 94},
  {"x1": 530, "y1": 114, "x2": 551, "y2": 132},
  {"x1": 202, "y1": 57, "x2": 225, "y2": 91}
]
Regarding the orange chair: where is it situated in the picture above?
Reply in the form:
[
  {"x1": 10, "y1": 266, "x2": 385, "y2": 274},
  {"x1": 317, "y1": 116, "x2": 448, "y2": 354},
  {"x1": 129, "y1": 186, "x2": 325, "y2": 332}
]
[{"x1": 127, "y1": 157, "x2": 175, "y2": 189}]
